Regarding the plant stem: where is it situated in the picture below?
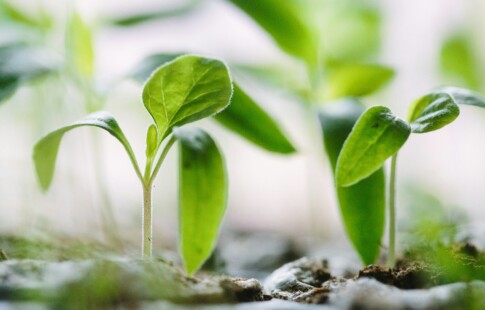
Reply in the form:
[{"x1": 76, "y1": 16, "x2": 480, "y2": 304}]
[
  {"x1": 142, "y1": 184, "x2": 153, "y2": 257},
  {"x1": 388, "y1": 153, "x2": 398, "y2": 268},
  {"x1": 148, "y1": 136, "x2": 177, "y2": 186},
  {"x1": 140, "y1": 135, "x2": 177, "y2": 258}
]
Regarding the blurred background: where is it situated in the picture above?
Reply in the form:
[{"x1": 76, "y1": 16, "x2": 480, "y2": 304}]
[{"x1": 1, "y1": 0, "x2": 485, "y2": 255}]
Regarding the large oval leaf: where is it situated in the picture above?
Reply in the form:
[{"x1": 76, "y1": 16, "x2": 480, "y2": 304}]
[
  {"x1": 214, "y1": 85, "x2": 296, "y2": 154},
  {"x1": 228, "y1": 0, "x2": 317, "y2": 66},
  {"x1": 33, "y1": 111, "x2": 138, "y2": 190},
  {"x1": 319, "y1": 99, "x2": 385, "y2": 265},
  {"x1": 336, "y1": 106, "x2": 410, "y2": 187},
  {"x1": 174, "y1": 127, "x2": 227, "y2": 275},
  {"x1": 142, "y1": 55, "x2": 233, "y2": 143},
  {"x1": 408, "y1": 92, "x2": 460, "y2": 133},
  {"x1": 325, "y1": 63, "x2": 394, "y2": 99}
]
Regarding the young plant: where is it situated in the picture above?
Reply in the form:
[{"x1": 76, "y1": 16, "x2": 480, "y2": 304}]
[
  {"x1": 33, "y1": 55, "x2": 233, "y2": 275},
  {"x1": 335, "y1": 87, "x2": 485, "y2": 267}
]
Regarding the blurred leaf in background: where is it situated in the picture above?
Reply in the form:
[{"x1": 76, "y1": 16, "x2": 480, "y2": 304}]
[
  {"x1": 228, "y1": 0, "x2": 319, "y2": 67},
  {"x1": 109, "y1": 0, "x2": 205, "y2": 27},
  {"x1": 66, "y1": 13, "x2": 95, "y2": 81},
  {"x1": 0, "y1": 1, "x2": 52, "y2": 31},
  {"x1": 440, "y1": 33, "x2": 483, "y2": 90},
  {"x1": 214, "y1": 85, "x2": 296, "y2": 154},
  {"x1": 325, "y1": 63, "x2": 394, "y2": 99},
  {"x1": 0, "y1": 44, "x2": 57, "y2": 104}
]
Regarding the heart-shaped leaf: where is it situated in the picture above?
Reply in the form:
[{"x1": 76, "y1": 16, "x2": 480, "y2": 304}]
[
  {"x1": 336, "y1": 106, "x2": 410, "y2": 187},
  {"x1": 326, "y1": 63, "x2": 394, "y2": 99},
  {"x1": 408, "y1": 92, "x2": 460, "y2": 133},
  {"x1": 215, "y1": 85, "x2": 296, "y2": 154},
  {"x1": 142, "y1": 55, "x2": 233, "y2": 143},
  {"x1": 174, "y1": 127, "x2": 227, "y2": 275},
  {"x1": 33, "y1": 111, "x2": 139, "y2": 190},
  {"x1": 319, "y1": 99, "x2": 385, "y2": 265}
]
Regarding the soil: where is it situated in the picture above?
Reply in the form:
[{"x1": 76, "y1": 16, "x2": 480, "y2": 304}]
[{"x1": 1, "y1": 235, "x2": 485, "y2": 309}]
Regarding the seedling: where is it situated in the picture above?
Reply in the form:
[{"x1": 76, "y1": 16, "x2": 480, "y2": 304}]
[
  {"x1": 33, "y1": 55, "x2": 233, "y2": 275},
  {"x1": 335, "y1": 87, "x2": 485, "y2": 267}
]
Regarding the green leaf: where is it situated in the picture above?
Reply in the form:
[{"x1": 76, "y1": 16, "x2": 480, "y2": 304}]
[
  {"x1": 319, "y1": 99, "x2": 385, "y2": 265},
  {"x1": 325, "y1": 63, "x2": 394, "y2": 99},
  {"x1": 336, "y1": 106, "x2": 410, "y2": 187},
  {"x1": 131, "y1": 53, "x2": 183, "y2": 82},
  {"x1": 214, "y1": 85, "x2": 296, "y2": 154},
  {"x1": 408, "y1": 92, "x2": 460, "y2": 133},
  {"x1": 440, "y1": 86, "x2": 485, "y2": 108},
  {"x1": 174, "y1": 127, "x2": 227, "y2": 275},
  {"x1": 0, "y1": 44, "x2": 55, "y2": 103},
  {"x1": 66, "y1": 13, "x2": 94, "y2": 79},
  {"x1": 228, "y1": 0, "x2": 317, "y2": 65},
  {"x1": 440, "y1": 34, "x2": 481, "y2": 90},
  {"x1": 110, "y1": 1, "x2": 203, "y2": 26},
  {"x1": 33, "y1": 111, "x2": 139, "y2": 190},
  {"x1": 145, "y1": 124, "x2": 158, "y2": 158},
  {"x1": 142, "y1": 55, "x2": 233, "y2": 143},
  {"x1": 0, "y1": 1, "x2": 52, "y2": 29}
]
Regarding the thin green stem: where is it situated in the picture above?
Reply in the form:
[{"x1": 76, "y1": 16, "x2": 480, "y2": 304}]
[
  {"x1": 388, "y1": 153, "x2": 398, "y2": 268},
  {"x1": 140, "y1": 135, "x2": 177, "y2": 258},
  {"x1": 142, "y1": 184, "x2": 153, "y2": 257},
  {"x1": 148, "y1": 136, "x2": 177, "y2": 187}
]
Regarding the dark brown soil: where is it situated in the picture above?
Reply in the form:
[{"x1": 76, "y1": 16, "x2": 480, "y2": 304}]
[{"x1": 356, "y1": 262, "x2": 434, "y2": 289}]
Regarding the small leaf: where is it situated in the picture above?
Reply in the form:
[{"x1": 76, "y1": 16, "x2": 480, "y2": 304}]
[
  {"x1": 319, "y1": 99, "x2": 385, "y2": 265},
  {"x1": 131, "y1": 53, "x2": 183, "y2": 82},
  {"x1": 228, "y1": 0, "x2": 317, "y2": 65},
  {"x1": 440, "y1": 86, "x2": 485, "y2": 108},
  {"x1": 326, "y1": 63, "x2": 394, "y2": 99},
  {"x1": 214, "y1": 85, "x2": 296, "y2": 154},
  {"x1": 0, "y1": 44, "x2": 56, "y2": 103},
  {"x1": 336, "y1": 106, "x2": 410, "y2": 187},
  {"x1": 66, "y1": 13, "x2": 94, "y2": 79},
  {"x1": 142, "y1": 55, "x2": 233, "y2": 143},
  {"x1": 408, "y1": 92, "x2": 460, "y2": 133},
  {"x1": 174, "y1": 127, "x2": 227, "y2": 275},
  {"x1": 145, "y1": 124, "x2": 158, "y2": 158},
  {"x1": 33, "y1": 111, "x2": 138, "y2": 190},
  {"x1": 440, "y1": 34, "x2": 481, "y2": 89}
]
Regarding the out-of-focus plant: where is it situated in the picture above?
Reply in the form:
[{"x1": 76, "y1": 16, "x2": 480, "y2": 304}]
[
  {"x1": 336, "y1": 87, "x2": 485, "y2": 266},
  {"x1": 33, "y1": 55, "x2": 233, "y2": 274},
  {"x1": 225, "y1": 0, "x2": 394, "y2": 265},
  {"x1": 440, "y1": 33, "x2": 484, "y2": 91}
]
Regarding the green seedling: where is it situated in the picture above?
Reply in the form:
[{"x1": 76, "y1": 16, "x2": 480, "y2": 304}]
[
  {"x1": 335, "y1": 86, "x2": 485, "y2": 267},
  {"x1": 131, "y1": 53, "x2": 297, "y2": 154},
  {"x1": 33, "y1": 55, "x2": 233, "y2": 275},
  {"x1": 227, "y1": 0, "x2": 393, "y2": 265}
]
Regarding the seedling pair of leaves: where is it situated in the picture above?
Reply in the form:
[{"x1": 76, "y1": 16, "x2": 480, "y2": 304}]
[
  {"x1": 33, "y1": 55, "x2": 233, "y2": 275},
  {"x1": 334, "y1": 87, "x2": 485, "y2": 266},
  {"x1": 131, "y1": 53, "x2": 297, "y2": 155}
]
